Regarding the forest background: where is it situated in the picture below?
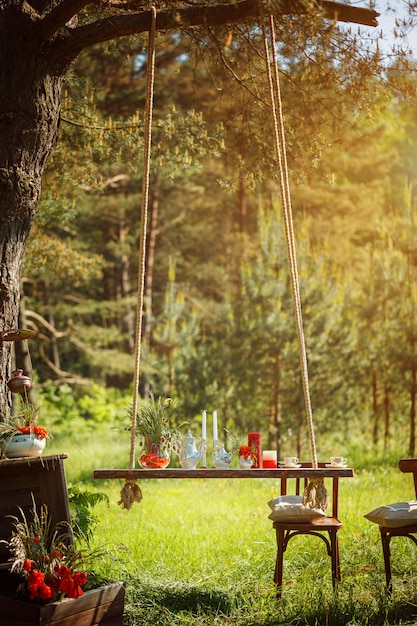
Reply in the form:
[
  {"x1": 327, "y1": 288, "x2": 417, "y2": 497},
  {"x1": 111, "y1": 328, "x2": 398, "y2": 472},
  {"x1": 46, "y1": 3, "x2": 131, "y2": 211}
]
[{"x1": 15, "y1": 2, "x2": 417, "y2": 464}]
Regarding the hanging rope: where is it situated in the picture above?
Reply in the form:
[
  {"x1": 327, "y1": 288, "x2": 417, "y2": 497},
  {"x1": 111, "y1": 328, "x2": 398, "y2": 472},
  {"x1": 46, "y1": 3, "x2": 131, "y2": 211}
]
[
  {"x1": 120, "y1": 6, "x2": 157, "y2": 508},
  {"x1": 261, "y1": 11, "x2": 328, "y2": 510}
]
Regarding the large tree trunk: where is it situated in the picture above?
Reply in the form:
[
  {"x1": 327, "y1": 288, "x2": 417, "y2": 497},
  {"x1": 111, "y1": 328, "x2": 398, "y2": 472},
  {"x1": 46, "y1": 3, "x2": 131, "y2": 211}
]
[
  {"x1": 0, "y1": 7, "x2": 68, "y2": 415},
  {"x1": 383, "y1": 381, "x2": 390, "y2": 452},
  {"x1": 409, "y1": 356, "x2": 417, "y2": 457},
  {"x1": 372, "y1": 370, "x2": 379, "y2": 447}
]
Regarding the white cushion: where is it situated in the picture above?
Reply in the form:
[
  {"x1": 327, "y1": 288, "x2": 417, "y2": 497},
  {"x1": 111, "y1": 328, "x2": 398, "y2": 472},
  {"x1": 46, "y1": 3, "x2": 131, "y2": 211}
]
[
  {"x1": 267, "y1": 495, "x2": 326, "y2": 522},
  {"x1": 364, "y1": 501, "x2": 417, "y2": 528}
]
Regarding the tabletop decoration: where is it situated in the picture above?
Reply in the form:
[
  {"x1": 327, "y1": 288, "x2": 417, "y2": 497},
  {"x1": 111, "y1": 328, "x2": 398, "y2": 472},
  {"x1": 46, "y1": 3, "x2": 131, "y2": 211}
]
[
  {"x1": 212, "y1": 442, "x2": 232, "y2": 469},
  {"x1": 212, "y1": 410, "x2": 218, "y2": 443},
  {"x1": 211, "y1": 411, "x2": 232, "y2": 468},
  {"x1": 212, "y1": 409, "x2": 218, "y2": 467},
  {"x1": 179, "y1": 429, "x2": 205, "y2": 469},
  {"x1": 248, "y1": 432, "x2": 262, "y2": 468},
  {"x1": 201, "y1": 410, "x2": 207, "y2": 467},
  {"x1": 132, "y1": 393, "x2": 186, "y2": 469},
  {"x1": 224, "y1": 430, "x2": 253, "y2": 469},
  {"x1": 263, "y1": 449, "x2": 278, "y2": 468},
  {"x1": 238, "y1": 445, "x2": 253, "y2": 469}
]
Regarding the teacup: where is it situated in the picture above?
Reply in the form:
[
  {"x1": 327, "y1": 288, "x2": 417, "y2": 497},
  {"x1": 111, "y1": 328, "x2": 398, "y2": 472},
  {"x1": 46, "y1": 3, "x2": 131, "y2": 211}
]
[
  {"x1": 330, "y1": 456, "x2": 347, "y2": 466},
  {"x1": 284, "y1": 456, "x2": 299, "y2": 467}
]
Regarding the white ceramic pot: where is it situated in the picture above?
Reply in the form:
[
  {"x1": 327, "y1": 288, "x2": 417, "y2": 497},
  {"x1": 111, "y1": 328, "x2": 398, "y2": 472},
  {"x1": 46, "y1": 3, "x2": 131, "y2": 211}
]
[
  {"x1": 239, "y1": 455, "x2": 252, "y2": 469},
  {"x1": 3, "y1": 433, "x2": 46, "y2": 459}
]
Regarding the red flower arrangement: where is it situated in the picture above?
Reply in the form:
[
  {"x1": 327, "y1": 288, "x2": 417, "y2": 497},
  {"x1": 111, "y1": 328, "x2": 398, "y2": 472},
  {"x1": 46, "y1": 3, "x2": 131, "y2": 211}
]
[
  {"x1": 23, "y1": 559, "x2": 87, "y2": 601},
  {"x1": 0, "y1": 397, "x2": 50, "y2": 456},
  {"x1": 5, "y1": 500, "x2": 99, "y2": 604},
  {"x1": 239, "y1": 445, "x2": 252, "y2": 460},
  {"x1": 17, "y1": 425, "x2": 49, "y2": 439},
  {"x1": 239, "y1": 445, "x2": 257, "y2": 461}
]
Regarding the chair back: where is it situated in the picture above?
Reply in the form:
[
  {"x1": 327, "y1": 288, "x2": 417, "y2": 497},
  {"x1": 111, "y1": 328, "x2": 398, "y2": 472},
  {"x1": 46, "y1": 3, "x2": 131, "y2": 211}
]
[{"x1": 399, "y1": 458, "x2": 417, "y2": 498}]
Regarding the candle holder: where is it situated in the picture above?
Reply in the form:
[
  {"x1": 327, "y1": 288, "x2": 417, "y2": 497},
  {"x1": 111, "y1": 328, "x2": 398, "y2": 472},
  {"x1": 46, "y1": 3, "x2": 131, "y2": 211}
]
[
  {"x1": 212, "y1": 440, "x2": 218, "y2": 468},
  {"x1": 212, "y1": 440, "x2": 232, "y2": 469},
  {"x1": 201, "y1": 438, "x2": 207, "y2": 468}
]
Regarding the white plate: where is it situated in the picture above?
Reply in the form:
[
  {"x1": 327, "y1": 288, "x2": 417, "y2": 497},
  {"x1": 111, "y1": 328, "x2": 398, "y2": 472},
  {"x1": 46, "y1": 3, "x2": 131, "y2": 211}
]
[
  {"x1": 325, "y1": 463, "x2": 348, "y2": 468},
  {"x1": 280, "y1": 463, "x2": 302, "y2": 468}
]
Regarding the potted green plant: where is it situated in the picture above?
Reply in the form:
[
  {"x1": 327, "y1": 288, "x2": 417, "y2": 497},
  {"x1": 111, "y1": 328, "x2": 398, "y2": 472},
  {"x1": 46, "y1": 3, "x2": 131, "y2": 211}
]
[
  {"x1": 132, "y1": 393, "x2": 185, "y2": 469},
  {"x1": 0, "y1": 398, "x2": 49, "y2": 459}
]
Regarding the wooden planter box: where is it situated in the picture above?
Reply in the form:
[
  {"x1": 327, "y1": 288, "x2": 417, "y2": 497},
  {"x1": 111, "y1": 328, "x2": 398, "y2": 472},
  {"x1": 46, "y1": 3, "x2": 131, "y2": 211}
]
[
  {"x1": 0, "y1": 580, "x2": 126, "y2": 626},
  {"x1": 0, "y1": 454, "x2": 71, "y2": 563},
  {"x1": 0, "y1": 454, "x2": 126, "y2": 626}
]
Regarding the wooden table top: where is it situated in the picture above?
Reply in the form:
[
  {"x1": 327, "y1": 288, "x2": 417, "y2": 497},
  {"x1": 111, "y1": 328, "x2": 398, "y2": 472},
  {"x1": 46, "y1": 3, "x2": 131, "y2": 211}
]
[{"x1": 93, "y1": 466, "x2": 354, "y2": 480}]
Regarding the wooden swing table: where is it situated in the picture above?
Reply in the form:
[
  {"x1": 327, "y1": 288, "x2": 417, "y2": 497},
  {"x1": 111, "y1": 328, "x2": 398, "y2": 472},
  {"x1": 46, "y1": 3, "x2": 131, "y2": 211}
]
[
  {"x1": 94, "y1": 465, "x2": 353, "y2": 482},
  {"x1": 94, "y1": 464, "x2": 354, "y2": 596}
]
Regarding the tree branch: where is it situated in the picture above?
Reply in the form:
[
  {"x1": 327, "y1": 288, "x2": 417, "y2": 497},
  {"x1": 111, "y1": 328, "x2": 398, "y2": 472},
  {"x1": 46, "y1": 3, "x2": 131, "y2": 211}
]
[
  {"x1": 25, "y1": 309, "x2": 69, "y2": 338},
  {"x1": 57, "y1": 0, "x2": 379, "y2": 56},
  {"x1": 39, "y1": 0, "x2": 92, "y2": 42}
]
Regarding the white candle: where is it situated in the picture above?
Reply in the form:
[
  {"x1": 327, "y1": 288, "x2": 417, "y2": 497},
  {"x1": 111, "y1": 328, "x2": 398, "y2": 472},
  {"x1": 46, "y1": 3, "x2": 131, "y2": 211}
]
[
  {"x1": 202, "y1": 410, "x2": 207, "y2": 439},
  {"x1": 213, "y1": 410, "x2": 218, "y2": 441}
]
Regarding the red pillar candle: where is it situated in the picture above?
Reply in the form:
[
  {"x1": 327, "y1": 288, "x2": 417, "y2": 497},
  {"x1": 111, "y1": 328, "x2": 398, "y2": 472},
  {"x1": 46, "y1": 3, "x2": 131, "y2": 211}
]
[{"x1": 248, "y1": 432, "x2": 262, "y2": 468}]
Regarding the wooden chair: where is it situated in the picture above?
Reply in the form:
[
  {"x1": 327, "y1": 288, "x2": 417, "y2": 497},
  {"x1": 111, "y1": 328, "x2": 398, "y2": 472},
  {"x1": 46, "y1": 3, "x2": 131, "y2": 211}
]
[
  {"x1": 379, "y1": 458, "x2": 417, "y2": 593},
  {"x1": 272, "y1": 462, "x2": 343, "y2": 598}
]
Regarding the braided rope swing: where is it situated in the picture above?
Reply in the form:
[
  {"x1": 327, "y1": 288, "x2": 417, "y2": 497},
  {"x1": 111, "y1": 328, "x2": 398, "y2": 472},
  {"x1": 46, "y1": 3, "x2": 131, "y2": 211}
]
[
  {"x1": 119, "y1": 6, "x2": 157, "y2": 510},
  {"x1": 261, "y1": 12, "x2": 328, "y2": 510},
  {"x1": 116, "y1": 4, "x2": 327, "y2": 510}
]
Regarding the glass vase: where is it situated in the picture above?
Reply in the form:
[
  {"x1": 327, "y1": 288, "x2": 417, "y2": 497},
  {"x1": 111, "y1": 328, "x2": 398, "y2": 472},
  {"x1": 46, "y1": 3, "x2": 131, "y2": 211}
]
[{"x1": 138, "y1": 441, "x2": 170, "y2": 469}]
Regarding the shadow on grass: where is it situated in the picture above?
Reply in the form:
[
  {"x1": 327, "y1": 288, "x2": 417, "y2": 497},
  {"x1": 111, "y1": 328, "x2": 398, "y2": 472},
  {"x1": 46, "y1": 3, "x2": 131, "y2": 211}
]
[
  {"x1": 122, "y1": 572, "x2": 417, "y2": 626},
  {"x1": 126, "y1": 576, "x2": 233, "y2": 613}
]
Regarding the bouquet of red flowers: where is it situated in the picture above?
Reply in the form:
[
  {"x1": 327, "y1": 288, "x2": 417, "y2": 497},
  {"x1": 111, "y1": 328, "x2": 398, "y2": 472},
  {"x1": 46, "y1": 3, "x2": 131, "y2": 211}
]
[
  {"x1": 16, "y1": 425, "x2": 49, "y2": 439},
  {"x1": 5, "y1": 500, "x2": 99, "y2": 603},
  {"x1": 238, "y1": 445, "x2": 253, "y2": 461},
  {"x1": 0, "y1": 396, "x2": 50, "y2": 456}
]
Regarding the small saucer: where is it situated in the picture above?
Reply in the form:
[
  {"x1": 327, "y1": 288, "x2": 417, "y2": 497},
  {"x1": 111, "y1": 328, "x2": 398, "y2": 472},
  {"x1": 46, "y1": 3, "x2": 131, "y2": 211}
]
[
  {"x1": 325, "y1": 463, "x2": 348, "y2": 468},
  {"x1": 280, "y1": 463, "x2": 302, "y2": 469}
]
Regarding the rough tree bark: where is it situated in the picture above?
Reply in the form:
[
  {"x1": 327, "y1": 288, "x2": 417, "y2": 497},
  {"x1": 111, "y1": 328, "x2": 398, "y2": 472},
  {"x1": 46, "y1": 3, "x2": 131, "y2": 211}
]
[{"x1": 0, "y1": 0, "x2": 378, "y2": 413}]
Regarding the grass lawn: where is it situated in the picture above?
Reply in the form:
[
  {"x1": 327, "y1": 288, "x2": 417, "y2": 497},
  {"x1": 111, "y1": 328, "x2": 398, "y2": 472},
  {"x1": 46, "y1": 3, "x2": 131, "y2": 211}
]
[{"x1": 45, "y1": 433, "x2": 417, "y2": 625}]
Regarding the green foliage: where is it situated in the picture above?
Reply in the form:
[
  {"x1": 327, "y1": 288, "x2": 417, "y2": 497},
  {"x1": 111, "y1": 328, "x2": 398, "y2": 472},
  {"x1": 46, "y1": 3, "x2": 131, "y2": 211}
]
[
  {"x1": 20, "y1": 13, "x2": 417, "y2": 458},
  {"x1": 149, "y1": 259, "x2": 201, "y2": 395},
  {"x1": 37, "y1": 384, "x2": 129, "y2": 440},
  {"x1": 132, "y1": 393, "x2": 187, "y2": 455},
  {"x1": 67, "y1": 485, "x2": 109, "y2": 542},
  {"x1": 24, "y1": 228, "x2": 103, "y2": 285}
]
